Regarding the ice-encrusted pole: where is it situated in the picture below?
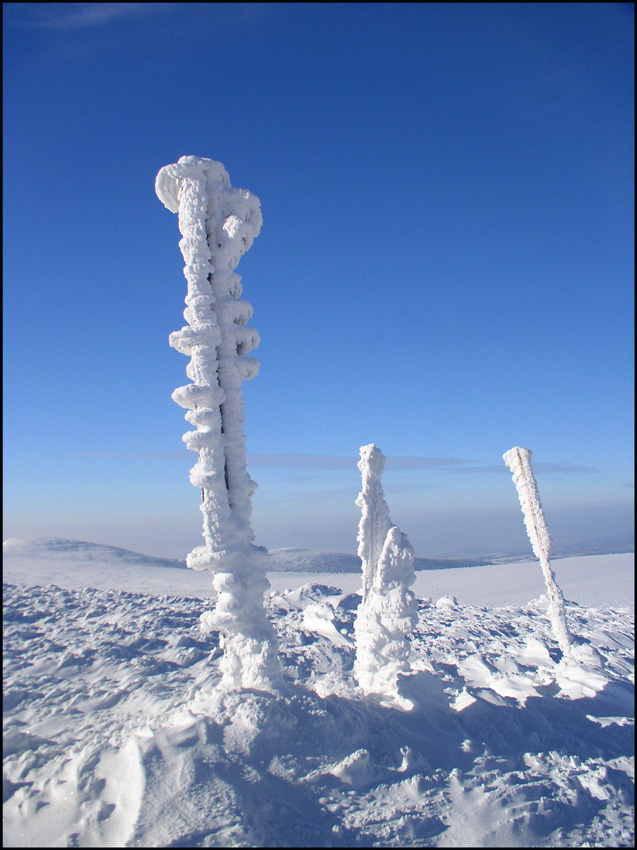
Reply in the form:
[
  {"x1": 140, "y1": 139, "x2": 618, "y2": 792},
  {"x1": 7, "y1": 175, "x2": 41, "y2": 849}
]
[
  {"x1": 356, "y1": 444, "x2": 392, "y2": 601},
  {"x1": 503, "y1": 446, "x2": 572, "y2": 656},
  {"x1": 354, "y1": 444, "x2": 417, "y2": 709},
  {"x1": 156, "y1": 156, "x2": 279, "y2": 691}
]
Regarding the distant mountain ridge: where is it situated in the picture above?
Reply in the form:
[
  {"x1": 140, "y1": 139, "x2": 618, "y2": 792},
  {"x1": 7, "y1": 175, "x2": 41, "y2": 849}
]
[
  {"x1": 3, "y1": 537, "x2": 633, "y2": 576},
  {"x1": 2, "y1": 538, "x2": 495, "y2": 574},
  {"x1": 263, "y1": 548, "x2": 493, "y2": 573},
  {"x1": 2, "y1": 537, "x2": 188, "y2": 571}
]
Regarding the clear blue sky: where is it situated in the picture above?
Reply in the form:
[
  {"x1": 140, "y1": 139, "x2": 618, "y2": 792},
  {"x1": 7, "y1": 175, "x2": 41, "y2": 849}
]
[{"x1": 3, "y1": 3, "x2": 634, "y2": 560}]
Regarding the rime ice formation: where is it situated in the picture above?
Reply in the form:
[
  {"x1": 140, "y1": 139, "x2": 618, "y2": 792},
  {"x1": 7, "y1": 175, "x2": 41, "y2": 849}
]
[
  {"x1": 503, "y1": 446, "x2": 572, "y2": 656},
  {"x1": 156, "y1": 156, "x2": 279, "y2": 691},
  {"x1": 353, "y1": 445, "x2": 417, "y2": 709},
  {"x1": 356, "y1": 444, "x2": 392, "y2": 601}
]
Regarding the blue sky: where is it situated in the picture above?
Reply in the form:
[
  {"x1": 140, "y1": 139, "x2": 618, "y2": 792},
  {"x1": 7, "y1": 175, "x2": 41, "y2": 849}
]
[{"x1": 3, "y1": 3, "x2": 634, "y2": 559}]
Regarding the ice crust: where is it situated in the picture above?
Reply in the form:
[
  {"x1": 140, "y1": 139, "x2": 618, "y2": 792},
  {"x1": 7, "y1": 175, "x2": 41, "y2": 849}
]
[{"x1": 156, "y1": 156, "x2": 279, "y2": 691}]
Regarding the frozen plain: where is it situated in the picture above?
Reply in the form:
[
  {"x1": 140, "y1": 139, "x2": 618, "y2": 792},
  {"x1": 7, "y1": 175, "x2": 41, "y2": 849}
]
[{"x1": 3, "y1": 538, "x2": 634, "y2": 847}]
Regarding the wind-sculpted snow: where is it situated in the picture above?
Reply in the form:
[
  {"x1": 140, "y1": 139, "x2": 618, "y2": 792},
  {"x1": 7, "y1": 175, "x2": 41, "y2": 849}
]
[{"x1": 3, "y1": 558, "x2": 634, "y2": 847}]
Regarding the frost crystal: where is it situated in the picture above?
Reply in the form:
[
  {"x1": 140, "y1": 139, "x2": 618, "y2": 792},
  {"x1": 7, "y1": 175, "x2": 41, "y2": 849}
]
[
  {"x1": 353, "y1": 444, "x2": 417, "y2": 709},
  {"x1": 156, "y1": 156, "x2": 280, "y2": 691}
]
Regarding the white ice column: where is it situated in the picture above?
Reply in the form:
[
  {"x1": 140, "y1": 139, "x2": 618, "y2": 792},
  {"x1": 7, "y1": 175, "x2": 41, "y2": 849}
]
[
  {"x1": 356, "y1": 444, "x2": 392, "y2": 601},
  {"x1": 157, "y1": 157, "x2": 233, "y2": 557},
  {"x1": 503, "y1": 446, "x2": 572, "y2": 656},
  {"x1": 353, "y1": 444, "x2": 417, "y2": 708},
  {"x1": 156, "y1": 156, "x2": 280, "y2": 691},
  {"x1": 204, "y1": 171, "x2": 262, "y2": 543}
]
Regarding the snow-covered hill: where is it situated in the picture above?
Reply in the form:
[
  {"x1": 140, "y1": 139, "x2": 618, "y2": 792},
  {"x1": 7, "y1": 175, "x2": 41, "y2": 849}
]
[
  {"x1": 264, "y1": 547, "x2": 493, "y2": 574},
  {"x1": 3, "y1": 539, "x2": 634, "y2": 847},
  {"x1": 3, "y1": 537, "x2": 633, "y2": 607}
]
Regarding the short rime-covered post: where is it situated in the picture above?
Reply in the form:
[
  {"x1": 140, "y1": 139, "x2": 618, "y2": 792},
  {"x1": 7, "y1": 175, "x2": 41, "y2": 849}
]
[
  {"x1": 156, "y1": 156, "x2": 280, "y2": 691},
  {"x1": 354, "y1": 444, "x2": 417, "y2": 709},
  {"x1": 503, "y1": 446, "x2": 572, "y2": 656}
]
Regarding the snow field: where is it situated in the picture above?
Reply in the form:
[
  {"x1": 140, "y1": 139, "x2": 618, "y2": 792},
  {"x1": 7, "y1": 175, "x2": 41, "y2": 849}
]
[{"x1": 3, "y1": 548, "x2": 634, "y2": 847}]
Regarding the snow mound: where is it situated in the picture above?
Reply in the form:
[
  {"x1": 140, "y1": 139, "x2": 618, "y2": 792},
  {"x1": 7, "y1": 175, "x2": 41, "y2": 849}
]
[{"x1": 436, "y1": 595, "x2": 458, "y2": 609}]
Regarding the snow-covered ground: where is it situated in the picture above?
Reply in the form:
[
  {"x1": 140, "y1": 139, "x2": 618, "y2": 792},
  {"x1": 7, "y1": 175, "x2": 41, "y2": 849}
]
[{"x1": 3, "y1": 538, "x2": 634, "y2": 847}]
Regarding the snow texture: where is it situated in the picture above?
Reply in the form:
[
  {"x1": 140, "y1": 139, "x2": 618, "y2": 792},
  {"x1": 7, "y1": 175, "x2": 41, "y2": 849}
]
[
  {"x1": 504, "y1": 447, "x2": 572, "y2": 657},
  {"x1": 3, "y1": 540, "x2": 633, "y2": 848},
  {"x1": 354, "y1": 445, "x2": 418, "y2": 709},
  {"x1": 156, "y1": 156, "x2": 279, "y2": 691}
]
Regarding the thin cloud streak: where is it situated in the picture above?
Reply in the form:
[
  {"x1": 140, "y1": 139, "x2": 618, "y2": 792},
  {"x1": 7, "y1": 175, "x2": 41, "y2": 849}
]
[
  {"x1": 247, "y1": 454, "x2": 474, "y2": 471},
  {"x1": 76, "y1": 451, "x2": 186, "y2": 461},
  {"x1": 74, "y1": 452, "x2": 599, "y2": 475},
  {"x1": 455, "y1": 462, "x2": 600, "y2": 475},
  {"x1": 20, "y1": 3, "x2": 172, "y2": 30},
  {"x1": 247, "y1": 455, "x2": 598, "y2": 474}
]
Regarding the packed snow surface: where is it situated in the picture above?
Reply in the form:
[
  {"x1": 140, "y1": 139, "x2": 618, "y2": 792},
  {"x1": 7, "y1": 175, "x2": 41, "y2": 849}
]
[{"x1": 3, "y1": 538, "x2": 634, "y2": 847}]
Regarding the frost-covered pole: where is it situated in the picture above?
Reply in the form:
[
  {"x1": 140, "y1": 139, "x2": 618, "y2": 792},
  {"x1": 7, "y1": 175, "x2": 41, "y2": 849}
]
[
  {"x1": 156, "y1": 156, "x2": 279, "y2": 691},
  {"x1": 356, "y1": 444, "x2": 392, "y2": 601},
  {"x1": 503, "y1": 447, "x2": 572, "y2": 655},
  {"x1": 354, "y1": 444, "x2": 417, "y2": 709}
]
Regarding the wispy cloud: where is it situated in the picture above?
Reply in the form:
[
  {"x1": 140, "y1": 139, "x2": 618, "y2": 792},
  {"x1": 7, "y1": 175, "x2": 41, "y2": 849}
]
[
  {"x1": 246, "y1": 454, "x2": 474, "y2": 471},
  {"x1": 454, "y1": 462, "x2": 600, "y2": 475},
  {"x1": 76, "y1": 451, "x2": 186, "y2": 461},
  {"x1": 247, "y1": 455, "x2": 598, "y2": 474},
  {"x1": 18, "y1": 3, "x2": 172, "y2": 31},
  {"x1": 74, "y1": 451, "x2": 599, "y2": 475}
]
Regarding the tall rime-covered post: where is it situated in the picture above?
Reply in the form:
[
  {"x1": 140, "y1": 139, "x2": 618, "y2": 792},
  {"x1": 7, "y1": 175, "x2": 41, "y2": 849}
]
[
  {"x1": 354, "y1": 444, "x2": 417, "y2": 709},
  {"x1": 503, "y1": 446, "x2": 572, "y2": 656},
  {"x1": 356, "y1": 444, "x2": 392, "y2": 601},
  {"x1": 156, "y1": 156, "x2": 279, "y2": 691}
]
